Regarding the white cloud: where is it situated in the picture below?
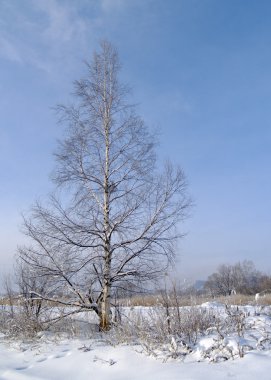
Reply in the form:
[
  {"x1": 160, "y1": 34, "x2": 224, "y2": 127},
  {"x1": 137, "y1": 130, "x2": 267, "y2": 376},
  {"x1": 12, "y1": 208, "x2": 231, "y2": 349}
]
[
  {"x1": 33, "y1": 0, "x2": 87, "y2": 43},
  {"x1": 0, "y1": 0, "x2": 137, "y2": 75},
  {"x1": 0, "y1": 36, "x2": 22, "y2": 63},
  {"x1": 0, "y1": 0, "x2": 90, "y2": 74}
]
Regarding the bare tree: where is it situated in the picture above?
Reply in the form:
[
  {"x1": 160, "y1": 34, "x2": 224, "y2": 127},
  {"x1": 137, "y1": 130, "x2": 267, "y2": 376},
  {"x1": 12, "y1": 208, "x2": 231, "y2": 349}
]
[
  {"x1": 204, "y1": 260, "x2": 265, "y2": 296},
  {"x1": 19, "y1": 41, "x2": 190, "y2": 331},
  {"x1": 15, "y1": 261, "x2": 50, "y2": 323},
  {"x1": 205, "y1": 264, "x2": 234, "y2": 296}
]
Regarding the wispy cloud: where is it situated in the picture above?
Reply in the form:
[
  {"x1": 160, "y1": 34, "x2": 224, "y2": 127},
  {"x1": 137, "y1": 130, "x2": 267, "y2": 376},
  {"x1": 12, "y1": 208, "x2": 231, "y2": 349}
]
[
  {"x1": 0, "y1": 0, "x2": 90, "y2": 75},
  {"x1": 0, "y1": 0, "x2": 144, "y2": 77},
  {"x1": 34, "y1": 0, "x2": 87, "y2": 43},
  {"x1": 0, "y1": 36, "x2": 22, "y2": 63}
]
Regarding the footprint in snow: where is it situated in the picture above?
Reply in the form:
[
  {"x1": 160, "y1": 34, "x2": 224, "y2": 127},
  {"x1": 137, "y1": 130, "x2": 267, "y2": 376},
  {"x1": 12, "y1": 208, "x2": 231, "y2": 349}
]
[
  {"x1": 36, "y1": 357, "x2": 47, "y2": 363},
  {"x1": 16, "y1": 365, "x2": 31, "y2": 371},
  {"x1": 46, "y1": 350, "x2": 71, "y2": 360},
  {"x1": 54, "y1": 351, "x2": 72, "y2": 359}
]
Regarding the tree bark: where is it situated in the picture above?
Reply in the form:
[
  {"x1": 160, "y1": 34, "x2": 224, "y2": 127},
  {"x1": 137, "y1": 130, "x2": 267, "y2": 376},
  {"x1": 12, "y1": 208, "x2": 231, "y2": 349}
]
[{"x1": 100, "y1": 84, "x2": 112, "y2": 331}]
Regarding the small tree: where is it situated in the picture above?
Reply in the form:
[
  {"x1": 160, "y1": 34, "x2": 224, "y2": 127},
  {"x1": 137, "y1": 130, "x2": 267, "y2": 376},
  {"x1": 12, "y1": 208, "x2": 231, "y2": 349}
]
[
  {"x1": 15, "y1": 261, "x2": 50, "y2": 323},
  {"x1": 19, "y1": 41, "x2": 190, "y2": 331},
  {"x1": 1, "y1": 263, "x2": 51, "y2": 337}
]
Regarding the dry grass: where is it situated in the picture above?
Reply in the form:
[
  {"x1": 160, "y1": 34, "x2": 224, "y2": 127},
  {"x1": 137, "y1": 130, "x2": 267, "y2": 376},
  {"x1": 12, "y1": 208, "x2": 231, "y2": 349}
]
[
  {"x1": 0, "y1": 296, "x2": 60, "y2": 307},
  {"x1": 116, "y1": 293, "x2": 271, "y2": 307},
  {"x1": 0, "y1": 297, "x2": 11, "y2": 306},
  {"x1": 2, "y1": 293, "x2": 271, "y2": 308}
]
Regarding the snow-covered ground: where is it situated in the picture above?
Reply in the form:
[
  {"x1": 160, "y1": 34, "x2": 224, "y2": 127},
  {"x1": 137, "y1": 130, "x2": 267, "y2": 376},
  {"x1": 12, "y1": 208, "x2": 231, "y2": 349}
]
[
  {"x1": 1, "y1": 302, "x2": 271, "y2": 379},
  {"x1": 1, "y1": 337, "x2": 271, "y2": 380}
]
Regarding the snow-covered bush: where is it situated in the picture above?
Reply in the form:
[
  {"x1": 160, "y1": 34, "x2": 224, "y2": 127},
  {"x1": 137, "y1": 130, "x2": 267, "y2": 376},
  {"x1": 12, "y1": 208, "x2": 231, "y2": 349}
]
[
  {"x1": 107, "y1": 304, "x2": 219, "y2": 359},
  {"x1": 0, "y1": 303, "x2": 42, "y2": 338},
  {"x1": 107, "y1": 302, "x2": 271, "y2": 362}
]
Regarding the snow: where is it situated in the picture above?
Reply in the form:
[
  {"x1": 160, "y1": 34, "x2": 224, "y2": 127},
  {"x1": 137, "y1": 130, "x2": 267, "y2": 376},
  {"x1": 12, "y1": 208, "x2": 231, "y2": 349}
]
[
  {"x1": 0, "y1": 338, "x2": 271, "y2": 380},
  {"x1": 1, "y1": 303, "x2": 271, "y2": 379}
]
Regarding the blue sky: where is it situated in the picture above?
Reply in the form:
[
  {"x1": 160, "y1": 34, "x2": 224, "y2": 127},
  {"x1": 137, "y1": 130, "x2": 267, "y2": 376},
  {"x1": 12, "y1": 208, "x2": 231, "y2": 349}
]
[{"x1": 1, "y1": 0, "x2": 271, "y2": 282}]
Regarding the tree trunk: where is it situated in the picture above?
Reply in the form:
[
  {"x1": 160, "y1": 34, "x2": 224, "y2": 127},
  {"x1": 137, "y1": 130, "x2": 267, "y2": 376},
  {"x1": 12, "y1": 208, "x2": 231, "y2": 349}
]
[
  {"x1": 99, "y1": 281, "x2": 111, "y2": 331},
  {"x1": 100, "y1": 90, "x2": 112, "y2": 331}
]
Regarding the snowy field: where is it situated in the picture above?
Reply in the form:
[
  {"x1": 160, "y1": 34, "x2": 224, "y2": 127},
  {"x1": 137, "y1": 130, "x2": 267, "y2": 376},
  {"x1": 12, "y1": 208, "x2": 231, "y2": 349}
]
[
  {"x1": 1, "y1": 338, "x2": 271, "y2": 380},
  {"x1": 1, "y1": 302, "x2": 271, "y2": 379}
]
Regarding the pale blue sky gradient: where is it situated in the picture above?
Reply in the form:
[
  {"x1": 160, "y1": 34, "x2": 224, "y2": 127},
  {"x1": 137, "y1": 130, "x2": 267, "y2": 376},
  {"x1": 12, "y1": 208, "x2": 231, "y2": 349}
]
[{"x1": 1, "y1": 0, "x2": 271, "y2": 281}]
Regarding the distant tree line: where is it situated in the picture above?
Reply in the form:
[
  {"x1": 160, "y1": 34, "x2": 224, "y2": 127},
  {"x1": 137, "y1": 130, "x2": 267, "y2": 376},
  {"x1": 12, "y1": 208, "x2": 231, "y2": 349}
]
[{"x1": 204, "y1": 260, "x2": 271, "y2": 296}]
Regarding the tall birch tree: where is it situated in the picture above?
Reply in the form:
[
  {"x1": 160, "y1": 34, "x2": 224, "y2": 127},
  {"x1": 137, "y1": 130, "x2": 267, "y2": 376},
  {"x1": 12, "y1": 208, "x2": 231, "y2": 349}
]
[{"x1": 19, "y1": 41, "x2": 190, "y2": 331}]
